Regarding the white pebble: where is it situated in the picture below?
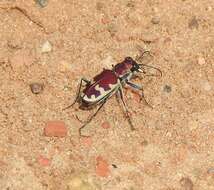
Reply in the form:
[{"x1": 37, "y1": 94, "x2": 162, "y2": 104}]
[
  {"x1": 202, "y1": 81, "x2": 212, "y2": 91},
  {"x1": 41, "y1": 40, "x2": 52, "y2": 53},
  {"x1": 206, "y1": 6, "x2": 212, "y2": 11},
  {"x1": 197, "y1": 56, "x2": 206, "y2": 65}
]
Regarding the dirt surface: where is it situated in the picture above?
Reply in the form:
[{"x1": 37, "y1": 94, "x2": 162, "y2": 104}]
[{"x1": 0, "y1": 0, "x2": 214, "y2": 189}]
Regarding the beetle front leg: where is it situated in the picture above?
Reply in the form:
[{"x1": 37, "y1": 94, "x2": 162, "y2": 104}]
[
  {"x1": 118, "y1": 86, "x2": 135, "y2": 131},
  {"x1": 125, "y1": 80, "x2": 152, "y2": 108},
  {"x1": 63, "y1": 78, "x2": 90, "y2": 110}
]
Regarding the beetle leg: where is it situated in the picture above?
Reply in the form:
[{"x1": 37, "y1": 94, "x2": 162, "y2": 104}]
[
  {"x1": 63, "y1": 78, "x2": 90, "y2": 110},
  {"x1": 125, "y1": 80, "x2": 153, "y2": 108},
  {"x1": 79, "y1": 99, "x2": 107, "y2": 137},
  {"x1": 118, "y1": 86, "x2": 135, "y2": 131}
]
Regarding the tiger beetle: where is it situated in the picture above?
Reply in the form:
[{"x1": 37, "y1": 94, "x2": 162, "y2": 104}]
[{"x1": 64, "y1": 51, "x2": 162, "y2": 136}]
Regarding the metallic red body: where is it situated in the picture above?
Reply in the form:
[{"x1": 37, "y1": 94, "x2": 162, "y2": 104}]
[
  {"x1": 83, "y1": 70, "x2": 118, "y2": 99},
  {"x1": 81, "y1": 57, "x2": 137, "y2": 106}
]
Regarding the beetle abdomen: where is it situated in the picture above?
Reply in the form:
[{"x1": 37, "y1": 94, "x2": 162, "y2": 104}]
[{"x1": 82, "y1": 70, "x2": 119, "y2": 103}]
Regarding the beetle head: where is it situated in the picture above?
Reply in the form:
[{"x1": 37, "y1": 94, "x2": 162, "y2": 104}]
[{"x1": 124, "y1": 57, "x2": 145, "y2": 74}]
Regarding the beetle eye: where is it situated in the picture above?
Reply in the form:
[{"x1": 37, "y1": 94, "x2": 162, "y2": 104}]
[{"x1": 125, "y1": 57, "x2": 133, "y2": 62}]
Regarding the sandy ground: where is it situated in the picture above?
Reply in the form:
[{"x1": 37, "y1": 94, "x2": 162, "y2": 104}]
[{"x1": 0, "y1": 0, "x2": 214, "y2": 189}]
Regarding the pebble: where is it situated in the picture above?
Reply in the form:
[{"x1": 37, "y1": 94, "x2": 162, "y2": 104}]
[
  {"x1": 180, "y1": 177, "x2": 193, "y2": 190},
  {"x1": 30, "y1": 83, "x2": 44, "y2": 94},
  {"x1": 96, "y1": 2, "x2": 104, "y2": 11},
  {"x1": 101, "y1": 121, "x2": 111, "y2": 129},
  {"x1": 67, "y1": 175, "x2": 96, "y2": 190},
  {"x1": 151, "y1": 16, "x2": 160, "y2": 24},
  {"x1": 41, "y1": 40, "x2": 52, "y2": 53},
  {"x1": 95, "y1": 156, "x2": 110, "y2": 177},
  {"x1": 201, "y1": 80, "x2": 212, "y2": 91},
  {"x1": 207, "y1": 168, "x2": 214, "y2": 174},
  {"x1": 206, "y1": 6, "x2": 212, "y2": 11},
  {"x1": 44, "y1": 121, "x2": 67, "y2": 137},
  {"x1": 188, "y1": 16, "x2": 199, "y2": 29},
  {"x1": 37, "y1": 155, "x2": 51, "y2": 166},
  {"x1": 197, "y1": 56, "x2": 206, "y2": 65},
  {"x1": 36, "y1": 0, "x2": 48, "y2": 8},
  {"x1": 126, "y1": 0, "x2": 135, "y2": 8},
  {"x1": 188, "y1": 120, "x2": 199, "y2": 131},
  {"x1": 163, "y1": 85, "x2": 172, "y2": 93}
]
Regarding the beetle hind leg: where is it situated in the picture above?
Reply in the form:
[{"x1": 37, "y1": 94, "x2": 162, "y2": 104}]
[
  {"x1": 63, "y1": 78, "x2": 90, "y2": 110},
  {"x1": 117, "y1": 86, "x2": 135, "y2": 131}
]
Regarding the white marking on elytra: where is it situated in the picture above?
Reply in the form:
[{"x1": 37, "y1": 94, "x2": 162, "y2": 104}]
[
  {"x1": 83, "y1": 80, "x2": 120, "y2": 102},
  {"x1": 95, "y1": 84, "x2": 105, "y2": 95}
]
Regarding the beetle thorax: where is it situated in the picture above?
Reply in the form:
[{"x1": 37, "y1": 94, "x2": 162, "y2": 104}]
[{"x1": 114, "y1": 61, "x2": 133, "y2": 78}]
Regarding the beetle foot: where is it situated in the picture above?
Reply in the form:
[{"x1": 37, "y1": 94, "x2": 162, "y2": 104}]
[{"x1": 140, "y1": 97, "x2": 153, "y2": 109}]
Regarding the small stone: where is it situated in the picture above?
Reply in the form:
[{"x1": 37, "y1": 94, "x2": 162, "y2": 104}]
[
  {"x1": 207, "y1": 168, "x2": 214, "y2": 174},
  {"x1": 197, "y1": 56, "x2": 206, "y2": 65},
  {"x1": 151, "y1": 16, "x2": 160, "y2": 24},
  {"x1": 141, "y1": 140, "x2": 149, "y2": 146},
  {"x1": 127, "y1": 0, "x2": 135, "y2": 8},
  {"x1": 101, "y1": 121, "x2": 111, "y2": 129},
  {"x1": 206, "y1": 6, "x2": 212, "y2": 11},
  {"x1": 41, "y1": 40, "x2": 52, "y2": 53},
  {"x1": 30, "y1": 83, "x2": 44, "y2": 94},
  {"x1": 95, "y1": 156, "x2": 110, "y2": 177},
  {"x1": 96, "y1": 2, "x2": 104, "y2": 11},
  {"x1": 202, "y1": 80, "x2": 212, "y2": 91},
  {"x1": 37, "y1": 155, "x2": 51, "y2": 166},
  {"x1": 188, "y1": 120, "x2": 199, "y2": 131},
  {"x1": 180, "y1": 177, "x2": 193, "y2": 190},
  {"x1": 188, "y1": 16, "x2": 199, "y2": 29},
  {"x1": 36, "y1": 0, "x2": 48, "y2": 8},
  {"x1": 163, "y1": 85, "x2": 172, "y2": 93},
  {"x1": 67, "y1": 175, "x2": 95, "y2": 190},
  {"x1": 44, "y1": 121, "x2": 67, "y2": 137}
]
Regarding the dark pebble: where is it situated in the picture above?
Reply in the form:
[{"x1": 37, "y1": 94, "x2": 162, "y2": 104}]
[
  {"x1": 180, "y1": 177, "x2": 193, "y2": 190},
  {"x1": 188, "y1": 16, "x2": 199, "y2": 29},
  {"x1": 30, "y1": 83, "x2": 44, "y2": 94},
  {"x1": 151, "y1": 16, "x2": 160, "y2": 24},
  {"x1": 207, "y1": 168, "x2": 214, "y2": 174},
  {"x1": 163, "y1": 85, "x2": 172, "y2": 93},
  {"x1": 127, "y1": 0, "x2": 135, "y2": 8},
  {"x1": 96, "y1": 2, "x2": 104, "y2": 11},
  {"x1": 36, "y1": 0, "x2": 48, "y2": 8}
]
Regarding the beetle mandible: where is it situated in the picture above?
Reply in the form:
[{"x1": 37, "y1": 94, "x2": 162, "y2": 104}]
[{"x1": 64, "y1": 51, "x2": 162, "y2": 136}]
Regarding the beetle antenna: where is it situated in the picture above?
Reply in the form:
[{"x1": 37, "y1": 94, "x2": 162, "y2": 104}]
[
  {"x1": 139, "y1": 63, "x2": 162, "y2": 77},
  {"x1": 136, "y1": 50, "x2": 151, "y2": 61}
]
